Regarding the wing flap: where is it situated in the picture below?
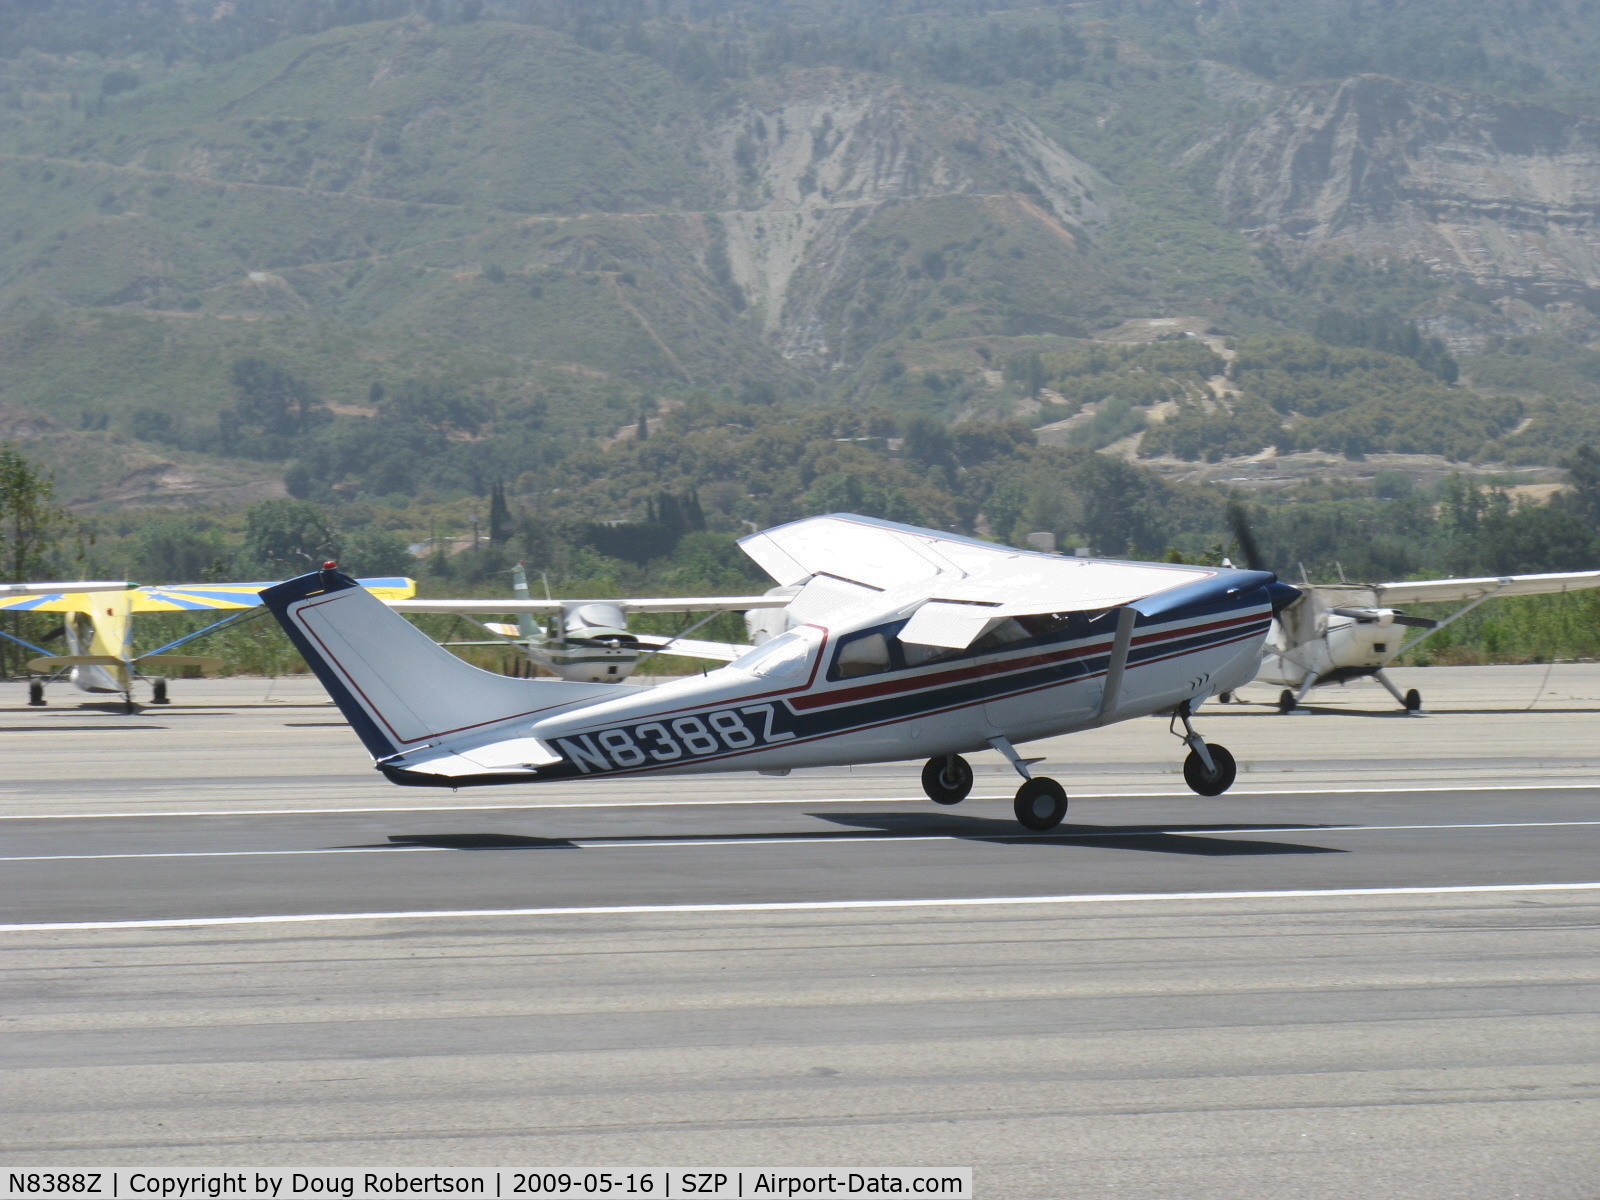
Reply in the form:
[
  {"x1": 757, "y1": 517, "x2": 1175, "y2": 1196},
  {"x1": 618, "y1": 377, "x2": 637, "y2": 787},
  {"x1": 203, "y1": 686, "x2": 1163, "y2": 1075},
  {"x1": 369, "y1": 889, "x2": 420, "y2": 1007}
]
[
  {"x1": 899, "y1": 600, "x2": 1003, "y2": 649},
  {"x1": 786, "y1": 574, "x2": 885, "y2": 624}
]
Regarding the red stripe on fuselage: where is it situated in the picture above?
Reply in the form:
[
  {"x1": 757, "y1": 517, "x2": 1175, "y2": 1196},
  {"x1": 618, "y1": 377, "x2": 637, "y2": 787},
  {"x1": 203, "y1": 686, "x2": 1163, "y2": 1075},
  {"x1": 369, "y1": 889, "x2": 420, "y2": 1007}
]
[{"x1": 792, "y1": 607, "x2": 1266, "y2": 713}]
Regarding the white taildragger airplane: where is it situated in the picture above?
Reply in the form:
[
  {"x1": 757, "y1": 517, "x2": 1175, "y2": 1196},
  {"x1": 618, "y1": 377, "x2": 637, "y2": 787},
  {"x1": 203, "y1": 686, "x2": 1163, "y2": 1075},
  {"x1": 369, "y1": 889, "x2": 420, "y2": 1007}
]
[
  {"x1": 385, "y1": 564, "x2": 783, "y2": 683},
  {"x1": 262, "y1": 515, "x2": 1299, "y2": 831},
  {"x1": 1240, "y1": 570, "x2": 1600, "y2": 712},
  {"x1": 0, "y1": 577, "x2": 415, "y2": 709}
]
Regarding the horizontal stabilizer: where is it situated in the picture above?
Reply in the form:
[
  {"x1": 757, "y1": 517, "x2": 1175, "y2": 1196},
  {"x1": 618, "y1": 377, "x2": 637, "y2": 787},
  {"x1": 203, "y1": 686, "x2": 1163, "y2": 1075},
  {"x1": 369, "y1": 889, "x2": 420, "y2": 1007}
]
[
  {"x1": 26, "y1": 655, "x2": 122, "y2": 673},
  {"x1": 634, "y1": 634, "x2": 750, "y2": 662},
  {"x1": 136, "y1": 654, "x2": 225, "y2": 675},
  {"x1": 377, "y1": 736, "x2": 565, "y2": 780}
]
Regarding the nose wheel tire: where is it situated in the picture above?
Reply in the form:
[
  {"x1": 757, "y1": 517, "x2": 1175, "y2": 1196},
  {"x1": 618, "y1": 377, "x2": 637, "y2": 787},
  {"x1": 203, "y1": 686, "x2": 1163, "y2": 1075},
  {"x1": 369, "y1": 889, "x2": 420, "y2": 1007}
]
[
  {"x1": 1403, "y1": 688, "x2": 1422, "y2": 711},
  {"x1": 1014, "y1": 777, "x2": 1068, "y2": 831},
  {"x1": 921, "y1": 754, "x2": 974, "y2": 805},
  {"x1": 1183, "y1": 743, "x2": 1237, "y2": 796}
]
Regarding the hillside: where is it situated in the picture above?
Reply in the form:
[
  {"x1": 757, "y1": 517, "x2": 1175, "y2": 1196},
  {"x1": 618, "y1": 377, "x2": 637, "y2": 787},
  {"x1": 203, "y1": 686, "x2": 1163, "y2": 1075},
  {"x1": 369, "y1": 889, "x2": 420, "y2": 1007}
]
[{"x1": 0, "y1": 0, "x2": 1598, "y2": 516}]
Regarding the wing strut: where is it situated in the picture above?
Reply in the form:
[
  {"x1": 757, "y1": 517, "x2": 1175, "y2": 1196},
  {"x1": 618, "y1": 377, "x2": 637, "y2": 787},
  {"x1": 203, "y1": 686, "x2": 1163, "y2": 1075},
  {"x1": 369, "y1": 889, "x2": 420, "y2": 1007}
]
[
  {"x1": 1385, "y1": 581, "x2": 1511, "y2": 664},
  {"x1": 1095, "y1": 607, "x2": 1139, "y2": 720}
]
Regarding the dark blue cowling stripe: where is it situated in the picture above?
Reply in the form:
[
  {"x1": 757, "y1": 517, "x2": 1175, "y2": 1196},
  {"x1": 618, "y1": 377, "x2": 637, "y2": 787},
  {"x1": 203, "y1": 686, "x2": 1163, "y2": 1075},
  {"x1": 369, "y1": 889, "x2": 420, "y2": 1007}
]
[{"x1": 258, "y1": 568, "x2": 402, "y2": 761}]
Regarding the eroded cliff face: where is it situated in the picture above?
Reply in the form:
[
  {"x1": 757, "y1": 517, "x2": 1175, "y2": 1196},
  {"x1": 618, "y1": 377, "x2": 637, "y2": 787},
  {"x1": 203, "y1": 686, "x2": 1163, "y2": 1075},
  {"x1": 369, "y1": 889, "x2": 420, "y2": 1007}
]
[
  {"x1": 702, "y1": 72, "x2": 1113, "y2": 366},
  {"x1": 1219, "y1": 74, "x2": 1600, "y2": 310}
]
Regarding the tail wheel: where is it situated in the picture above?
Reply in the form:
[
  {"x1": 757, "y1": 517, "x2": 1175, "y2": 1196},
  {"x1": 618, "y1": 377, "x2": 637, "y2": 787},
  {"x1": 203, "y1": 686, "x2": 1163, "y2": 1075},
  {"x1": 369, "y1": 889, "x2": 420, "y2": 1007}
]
[
  {"x1": 1183, "y1": 743, "x2": 1237, "y2": 796},
  {"x1": 1277, "y1": 689, "x2": 1297, "y2": 713},
  {"x1": 27, "y1": 680, "x2": 45, "y2": 706},
  {"x1": 151, "y1": 678, "x2": 170, "y2": 705},
  {"x1": 1403, "y1": 688, "x2": 1422, "y2": 711},
  {"x1": 1014, "y1": 777, "x2": 1068, "y2": 831},
  {"x1": 921, "y1": 754, "x2": 973, "y2": 805}
]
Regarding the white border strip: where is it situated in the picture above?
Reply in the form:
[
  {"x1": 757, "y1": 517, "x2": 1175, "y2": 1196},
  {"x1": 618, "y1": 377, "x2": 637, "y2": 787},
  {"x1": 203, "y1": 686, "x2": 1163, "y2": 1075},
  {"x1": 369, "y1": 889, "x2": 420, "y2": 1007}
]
[
  {"x1": 3, "y1": 781, "x2": 1597, "y2": 821},
  {"x1": 5, "y1": 882, "x2": 1599, "y2": 933}
]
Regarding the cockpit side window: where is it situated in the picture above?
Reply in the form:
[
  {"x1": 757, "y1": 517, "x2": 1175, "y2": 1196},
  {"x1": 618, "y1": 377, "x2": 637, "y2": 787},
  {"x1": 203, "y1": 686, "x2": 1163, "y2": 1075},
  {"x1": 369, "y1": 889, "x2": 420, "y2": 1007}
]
[
  {"x1": 969, "y1": 618, "x2": 1031, "y2": 653},
  {"x1": 831, "y1": 630, "x2": 892, "y2": 679}
]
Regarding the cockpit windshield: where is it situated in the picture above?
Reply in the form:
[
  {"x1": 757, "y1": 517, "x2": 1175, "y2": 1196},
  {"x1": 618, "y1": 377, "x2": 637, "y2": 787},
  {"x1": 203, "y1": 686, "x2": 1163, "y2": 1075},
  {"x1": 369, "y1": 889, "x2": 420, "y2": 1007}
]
[{"x1": 727, "y1": 628, "x2": 818, "y2": 680}]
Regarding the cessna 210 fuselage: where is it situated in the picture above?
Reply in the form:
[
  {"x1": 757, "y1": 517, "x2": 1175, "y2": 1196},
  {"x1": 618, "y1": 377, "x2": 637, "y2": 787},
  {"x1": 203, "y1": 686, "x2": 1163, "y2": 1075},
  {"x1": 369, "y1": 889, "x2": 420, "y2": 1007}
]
[{"x1": 263, "y1": 515, "x2": 1299, "y2": 831}]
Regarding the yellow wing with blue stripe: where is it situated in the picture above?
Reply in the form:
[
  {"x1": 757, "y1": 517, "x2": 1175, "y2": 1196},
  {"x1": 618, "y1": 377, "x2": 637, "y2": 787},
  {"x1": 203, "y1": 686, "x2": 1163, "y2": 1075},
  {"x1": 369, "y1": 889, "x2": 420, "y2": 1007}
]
[
  {"x1": 0, "y1": 578, "x2": 414, "y2": 614},
  {"x1": 132, "y1": 577, "x2": 415, "y2": 612}
]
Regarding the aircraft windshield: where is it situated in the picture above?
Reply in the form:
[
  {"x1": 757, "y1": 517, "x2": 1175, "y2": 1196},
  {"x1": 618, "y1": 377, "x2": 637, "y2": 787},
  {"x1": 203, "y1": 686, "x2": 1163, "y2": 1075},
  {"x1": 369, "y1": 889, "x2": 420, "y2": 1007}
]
[{"x1": 729, "y1": 629, "x2": 817, "y2": 679}]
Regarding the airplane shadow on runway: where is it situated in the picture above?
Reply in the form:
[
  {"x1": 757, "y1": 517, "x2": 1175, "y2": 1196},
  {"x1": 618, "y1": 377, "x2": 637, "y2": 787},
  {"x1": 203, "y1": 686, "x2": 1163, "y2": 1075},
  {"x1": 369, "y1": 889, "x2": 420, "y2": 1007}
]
[
  {"x1": 353, "y1": 817, "x2": 1345, "y2": 857},
  {"x1": 813, "y1": 811, "x2": 1345, "y2": 856},
  {"x1": 1212, "y1": 704, "x2": 1600, "y2": 717}
]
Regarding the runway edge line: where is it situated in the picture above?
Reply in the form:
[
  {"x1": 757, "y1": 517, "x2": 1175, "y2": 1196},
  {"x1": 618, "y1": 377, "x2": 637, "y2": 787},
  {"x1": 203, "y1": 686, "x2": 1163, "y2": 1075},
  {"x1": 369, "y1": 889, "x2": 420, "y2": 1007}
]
[{"x1": 5, "y1": 881, "x2": 1600, "y2": 933}]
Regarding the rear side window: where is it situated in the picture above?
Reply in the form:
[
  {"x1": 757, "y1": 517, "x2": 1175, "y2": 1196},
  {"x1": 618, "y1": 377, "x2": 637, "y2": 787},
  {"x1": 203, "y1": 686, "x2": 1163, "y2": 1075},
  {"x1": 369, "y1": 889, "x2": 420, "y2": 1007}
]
[{"x1": 832, "y1": 630, "x2": 892, "y2": 679}]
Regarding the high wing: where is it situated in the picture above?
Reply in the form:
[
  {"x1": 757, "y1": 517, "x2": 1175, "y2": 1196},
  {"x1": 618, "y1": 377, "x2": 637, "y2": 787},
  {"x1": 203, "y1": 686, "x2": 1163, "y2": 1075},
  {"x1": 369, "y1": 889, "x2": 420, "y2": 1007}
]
[
  {"x1": 385, "y1": 595, "x2": 786, "y2": 615},
  {"x1": 0, "y1": 581, "x2": 133, "y2": 601},
  {"x1": 740, "y1": 514, "x2": 1224, "y2": 649},
  {"x1": 0, "y1": 577, "x2": 414, "y2": 614},
  {"x1": 1314, "y1": 569, "x2": 1600, "y2": 609},
  {"x1": 133, "y1": 577, "x2": 415, "y2": 612}
]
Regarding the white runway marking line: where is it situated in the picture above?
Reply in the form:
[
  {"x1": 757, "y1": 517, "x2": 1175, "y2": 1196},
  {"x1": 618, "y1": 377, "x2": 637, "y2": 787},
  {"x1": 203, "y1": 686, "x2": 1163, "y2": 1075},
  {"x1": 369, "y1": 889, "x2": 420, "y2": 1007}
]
[
  {"x1": 5, "y1": 819, "x2": 1600, "y2": 863},
  {"x1": 3, "y1": 781, "x2": 1598, "y2": 821},
  {"x1": 4, "y1": 882, "x2": 1600, "y2": 933}
]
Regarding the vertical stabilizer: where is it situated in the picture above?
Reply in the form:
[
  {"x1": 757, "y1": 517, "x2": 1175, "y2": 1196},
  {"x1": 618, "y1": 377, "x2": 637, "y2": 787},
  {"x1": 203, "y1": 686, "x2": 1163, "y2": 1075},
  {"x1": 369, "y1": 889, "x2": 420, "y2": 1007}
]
[{"x1": 260, "y1": 567, "x2": 626, "y2": 760}]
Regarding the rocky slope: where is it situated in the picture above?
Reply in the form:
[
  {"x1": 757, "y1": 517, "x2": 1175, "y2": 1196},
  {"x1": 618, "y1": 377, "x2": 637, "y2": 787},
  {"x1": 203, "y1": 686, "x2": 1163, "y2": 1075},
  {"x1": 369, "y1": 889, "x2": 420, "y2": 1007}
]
[{"x1": 1218, "y1": 73, "x2": 1600, "y2": 325}]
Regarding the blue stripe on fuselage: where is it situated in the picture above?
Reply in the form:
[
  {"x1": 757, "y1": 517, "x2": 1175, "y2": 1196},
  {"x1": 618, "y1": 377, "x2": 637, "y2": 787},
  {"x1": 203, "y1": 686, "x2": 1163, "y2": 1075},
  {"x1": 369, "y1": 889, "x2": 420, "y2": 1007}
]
[{"x1": 507, "y1": 591, "x2": 1275, "y2": 784}]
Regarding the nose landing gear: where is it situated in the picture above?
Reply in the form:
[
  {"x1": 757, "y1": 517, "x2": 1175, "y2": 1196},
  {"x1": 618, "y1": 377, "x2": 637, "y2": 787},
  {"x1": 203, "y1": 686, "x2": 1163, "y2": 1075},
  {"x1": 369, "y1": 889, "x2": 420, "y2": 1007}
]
[{"x1": 1173, "y1": 702, "x2": 1237, "y2": 796}]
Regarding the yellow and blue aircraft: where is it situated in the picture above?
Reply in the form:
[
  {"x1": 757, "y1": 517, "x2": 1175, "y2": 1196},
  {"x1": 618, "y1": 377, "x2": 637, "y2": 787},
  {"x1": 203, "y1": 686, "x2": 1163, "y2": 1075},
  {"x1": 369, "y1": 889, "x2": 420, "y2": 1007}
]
[{"x1": 0, "y1": 576, "x2": 414, "y2": 708}]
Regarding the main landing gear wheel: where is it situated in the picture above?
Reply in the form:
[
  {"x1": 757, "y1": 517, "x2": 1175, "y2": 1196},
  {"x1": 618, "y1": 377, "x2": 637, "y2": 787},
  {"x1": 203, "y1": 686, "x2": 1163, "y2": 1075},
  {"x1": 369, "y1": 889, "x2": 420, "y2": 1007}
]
[
  {"x1": 1277, "y1": 689, "x2": 1297, "y2": 713},
  {"x1": 27, "y1": 680, "x2": 45, "y2": 706},
  {"x1": 1403, "y1": 688, "x2": 1422, "y2": 712},
  {"x1": 921, "y1": 754, "x2": 974, "y2": 805},
  {"x1": 1014, "y1": 777, "x2": 1068, "y2": 831},
  {"x1": 1183, "y1": 743, "x2": 1237, "y2": 797},
  {"x1": 151, "y1": 678, "x2": 169, "y2": 705},
  {"x1": 1217, "y1": 691, "x2": 1234, "y2": 704}
]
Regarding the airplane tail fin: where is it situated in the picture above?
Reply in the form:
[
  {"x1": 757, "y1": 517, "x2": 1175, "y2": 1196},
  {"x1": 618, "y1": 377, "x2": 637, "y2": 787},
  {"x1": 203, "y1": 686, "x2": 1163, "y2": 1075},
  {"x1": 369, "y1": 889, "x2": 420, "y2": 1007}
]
[{"x1": 260, "y1": 566, "x2": 624, "y2": 762}]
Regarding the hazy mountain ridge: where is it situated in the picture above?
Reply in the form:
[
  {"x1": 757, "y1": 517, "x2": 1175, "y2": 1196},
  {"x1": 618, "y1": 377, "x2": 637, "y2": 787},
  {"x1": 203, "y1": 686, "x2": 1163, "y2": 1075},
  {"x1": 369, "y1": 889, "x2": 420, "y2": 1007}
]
[{"x1": 2, "y1": 2, "x2": 1600, "y2": 507}]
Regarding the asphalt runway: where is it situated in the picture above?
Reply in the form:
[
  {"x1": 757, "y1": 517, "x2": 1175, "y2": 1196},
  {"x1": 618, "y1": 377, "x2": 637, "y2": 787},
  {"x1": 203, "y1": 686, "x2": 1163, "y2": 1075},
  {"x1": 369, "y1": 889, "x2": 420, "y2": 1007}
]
[{"x1": 3, "y1": 666, "x2": 1599, "y2": 1198}]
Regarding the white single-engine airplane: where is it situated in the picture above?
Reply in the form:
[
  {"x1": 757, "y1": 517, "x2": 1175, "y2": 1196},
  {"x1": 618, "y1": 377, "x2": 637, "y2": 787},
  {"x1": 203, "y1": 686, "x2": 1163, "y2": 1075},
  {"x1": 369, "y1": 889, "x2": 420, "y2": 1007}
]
[
  {"x1": 1242, "y1": 570, "x2": 1600, "y2": 712},
  {"x1": 0, "y1": 577, "x2": 414, "y2": 708},
  {"x1": 262, "y1": 515, "x2": 1299, "y2": 831},
  {"x1": 386, "y1": 564, "x2": 785, "y2": 683}
]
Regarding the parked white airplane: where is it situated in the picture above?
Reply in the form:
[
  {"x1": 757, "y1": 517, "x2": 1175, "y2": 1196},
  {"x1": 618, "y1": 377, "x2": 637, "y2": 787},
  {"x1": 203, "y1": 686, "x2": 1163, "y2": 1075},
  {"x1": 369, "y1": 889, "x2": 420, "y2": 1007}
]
[
  {"x1": 263, "y1": 514, "x2": 1299, "y2": 831},
  {"x1": 1238, "y1": 570, "x2": 1600, "y2": 712},
  {"x1": 386, "y1": 564, "x2": 785, "y2": 683}
]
